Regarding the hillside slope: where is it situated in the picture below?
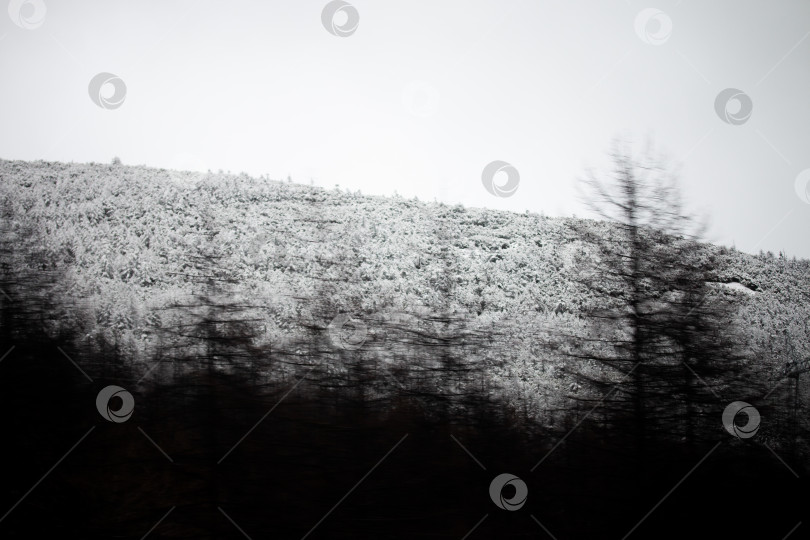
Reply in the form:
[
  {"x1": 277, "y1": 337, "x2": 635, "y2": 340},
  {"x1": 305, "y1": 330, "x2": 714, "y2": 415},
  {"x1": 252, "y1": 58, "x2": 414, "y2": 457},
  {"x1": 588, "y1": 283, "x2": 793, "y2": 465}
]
[{"x1": 1, "y1": 158, "x2": 808, "y2": 414}]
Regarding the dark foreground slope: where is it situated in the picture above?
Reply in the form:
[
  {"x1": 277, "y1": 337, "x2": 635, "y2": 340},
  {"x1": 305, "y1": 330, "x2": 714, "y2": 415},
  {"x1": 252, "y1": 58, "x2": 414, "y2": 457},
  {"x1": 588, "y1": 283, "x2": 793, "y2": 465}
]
[{"x1": 0, "y1": 159, "x2": 808, "y2": 539}]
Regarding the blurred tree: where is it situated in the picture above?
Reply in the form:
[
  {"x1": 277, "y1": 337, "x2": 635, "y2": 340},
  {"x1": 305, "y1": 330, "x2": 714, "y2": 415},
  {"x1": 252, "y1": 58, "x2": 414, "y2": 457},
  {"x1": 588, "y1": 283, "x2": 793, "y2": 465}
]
[{"x1": 568, "y1": 142, "x2": 743, "y2": 462}]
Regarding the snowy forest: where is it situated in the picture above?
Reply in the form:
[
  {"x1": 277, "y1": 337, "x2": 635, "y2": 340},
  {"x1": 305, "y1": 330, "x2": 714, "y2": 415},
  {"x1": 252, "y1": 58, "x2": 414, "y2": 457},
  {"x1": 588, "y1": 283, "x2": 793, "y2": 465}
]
[{"x1": 1, "y1": 154, "x2": 808, "y2": 539}]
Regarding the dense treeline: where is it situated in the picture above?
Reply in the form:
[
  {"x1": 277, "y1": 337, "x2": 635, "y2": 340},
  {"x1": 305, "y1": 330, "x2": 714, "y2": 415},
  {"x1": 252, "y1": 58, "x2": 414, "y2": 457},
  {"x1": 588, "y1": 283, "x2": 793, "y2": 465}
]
[
  {"x1": 0, "y1": 157, "x2": 807, "y2": 538},
  {"x1": 0, "y1": 158, "x2": 807, "y2": 383}
]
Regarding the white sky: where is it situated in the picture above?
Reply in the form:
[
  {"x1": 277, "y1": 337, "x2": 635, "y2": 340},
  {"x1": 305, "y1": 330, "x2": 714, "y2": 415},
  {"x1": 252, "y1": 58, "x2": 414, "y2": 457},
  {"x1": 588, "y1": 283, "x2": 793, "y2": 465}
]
[{"x1": 1, "y1": 0, "x2": 809, "y2": 257}]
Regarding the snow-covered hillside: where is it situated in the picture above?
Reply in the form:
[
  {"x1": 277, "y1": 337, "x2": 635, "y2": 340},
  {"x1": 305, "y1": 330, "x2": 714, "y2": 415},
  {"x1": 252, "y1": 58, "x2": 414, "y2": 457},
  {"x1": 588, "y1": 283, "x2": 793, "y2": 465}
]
[{"x1": 1, "y1": 158, "x2": 808, "y2": 417}]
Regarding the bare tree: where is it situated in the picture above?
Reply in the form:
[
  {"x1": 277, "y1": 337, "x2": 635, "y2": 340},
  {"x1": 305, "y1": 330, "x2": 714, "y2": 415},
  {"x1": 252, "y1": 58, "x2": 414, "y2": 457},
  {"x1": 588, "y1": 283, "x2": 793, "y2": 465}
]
[{"x1": 569, "y1": 141, "x2": 741, "y2": 459}]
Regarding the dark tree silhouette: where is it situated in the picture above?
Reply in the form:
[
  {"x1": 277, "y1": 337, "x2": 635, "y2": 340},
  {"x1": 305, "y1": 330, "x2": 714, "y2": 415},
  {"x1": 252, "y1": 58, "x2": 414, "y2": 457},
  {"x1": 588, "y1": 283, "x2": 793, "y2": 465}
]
[{"x1": 567, "y1": 143, "x2": 744, "y2": 465}]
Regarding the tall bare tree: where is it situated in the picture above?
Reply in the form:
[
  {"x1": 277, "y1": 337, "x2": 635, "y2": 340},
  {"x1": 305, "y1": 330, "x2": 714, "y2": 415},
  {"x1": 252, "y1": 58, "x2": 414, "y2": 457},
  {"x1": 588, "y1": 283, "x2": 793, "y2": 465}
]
[{"x1": 569, "y1": 142, "x2": 741, "y2": 459}]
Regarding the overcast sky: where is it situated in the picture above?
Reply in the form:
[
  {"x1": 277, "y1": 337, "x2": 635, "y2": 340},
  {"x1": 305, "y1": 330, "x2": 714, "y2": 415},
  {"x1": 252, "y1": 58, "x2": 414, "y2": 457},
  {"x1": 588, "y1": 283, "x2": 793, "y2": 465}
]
[{"x1": 1, "y1": 0, "x2": 809, "y2": 258}]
